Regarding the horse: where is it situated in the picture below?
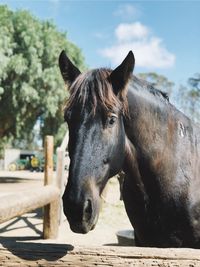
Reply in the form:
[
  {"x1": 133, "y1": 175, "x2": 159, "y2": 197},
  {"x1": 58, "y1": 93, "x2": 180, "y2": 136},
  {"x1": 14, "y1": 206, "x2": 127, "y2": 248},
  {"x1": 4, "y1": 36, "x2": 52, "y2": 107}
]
[{"x1": 59, "y1": 50, "x2": 200, "y2": 248}]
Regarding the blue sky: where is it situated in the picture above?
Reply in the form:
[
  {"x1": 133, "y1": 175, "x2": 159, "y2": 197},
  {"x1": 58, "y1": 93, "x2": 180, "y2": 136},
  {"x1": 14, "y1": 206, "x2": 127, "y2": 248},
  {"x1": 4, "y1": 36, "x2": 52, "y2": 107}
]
[{"x1": 2, "y1": 0, "x2": 200, "y2": 86}]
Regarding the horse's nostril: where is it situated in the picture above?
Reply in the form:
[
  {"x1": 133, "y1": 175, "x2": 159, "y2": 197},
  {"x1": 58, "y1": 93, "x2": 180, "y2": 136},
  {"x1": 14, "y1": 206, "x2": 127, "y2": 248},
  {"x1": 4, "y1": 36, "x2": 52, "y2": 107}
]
[
  {"x1": 84, "y1": 199, "x2": 92, "y2": 214},
  {"x1": 83, "y1": 199, "x2": 92, "y2": 221}
]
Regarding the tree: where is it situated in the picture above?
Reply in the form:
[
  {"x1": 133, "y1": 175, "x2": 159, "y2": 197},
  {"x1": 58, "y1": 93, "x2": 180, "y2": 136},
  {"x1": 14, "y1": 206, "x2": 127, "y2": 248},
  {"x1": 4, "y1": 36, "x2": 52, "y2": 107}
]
[
  {"x1": 176, "y1": 74, "x2": 200, "y2": 123},
  {"x1": 138, "y1": 72, "x2": 175, "y2": 96},
  {"x1": 0, "y1": 5, "x2": 86, "y2": 155},
  {"x1": 188, "y1": 74, "x2": 200, "y2": 91}
]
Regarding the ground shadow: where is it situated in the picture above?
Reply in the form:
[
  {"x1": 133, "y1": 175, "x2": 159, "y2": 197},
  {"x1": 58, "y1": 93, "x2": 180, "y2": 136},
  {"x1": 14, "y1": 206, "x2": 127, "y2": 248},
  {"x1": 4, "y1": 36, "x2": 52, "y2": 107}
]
[
  {"x1": 0, "y1": 208, "x2": 74, "y2": 261},
  {"x1": 0, "y1": 208, "x2": 43, "y2": 236},
  {"x1": 0, "y1": 177, "x2": 34, "y2": 183},
  {"x1": 0, "y1": 236, "x2": 74, "y2": 261},
  {"x1": 104, "y1": 242, "x2": 134, "y2": 247},
  {"x1": 103, "y1": 242, "x2": 121, "y2": 246}
]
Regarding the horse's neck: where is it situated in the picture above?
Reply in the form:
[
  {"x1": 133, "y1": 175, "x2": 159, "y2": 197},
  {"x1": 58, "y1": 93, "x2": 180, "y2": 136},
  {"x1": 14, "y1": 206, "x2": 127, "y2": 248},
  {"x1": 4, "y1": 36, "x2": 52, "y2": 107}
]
[
  {"x1": 125, "y1": 85, "x2": 173, "y2": 155},
  {"x1": 123, "y1": 84, "x2": 200, "y2": 207},
  {"x1": 123, "y1": 85, "x2": 178, "y2": 194},
  {"x1": 123, "y1": 136, "x2": 146, "y2": 189},
  {"x1": 123, "y1": 136, "x2": 149, "y2": 203}
]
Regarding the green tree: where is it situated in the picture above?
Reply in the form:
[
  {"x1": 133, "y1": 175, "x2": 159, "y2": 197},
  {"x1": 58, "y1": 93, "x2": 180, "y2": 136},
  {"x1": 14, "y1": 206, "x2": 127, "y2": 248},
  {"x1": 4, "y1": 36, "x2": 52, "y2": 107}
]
[
  {"x1": 188, "y1": 74, "x2": 200, "y2": 91},
  {"x1": 138, "y1": 72, "x2": 174, "y2": 96},
  {"x1": 177, "y1": 74, "x2": 200, "y2": 123},
  {"x1": 0, "y1": 5, "x2": 86, "y2": 155}
]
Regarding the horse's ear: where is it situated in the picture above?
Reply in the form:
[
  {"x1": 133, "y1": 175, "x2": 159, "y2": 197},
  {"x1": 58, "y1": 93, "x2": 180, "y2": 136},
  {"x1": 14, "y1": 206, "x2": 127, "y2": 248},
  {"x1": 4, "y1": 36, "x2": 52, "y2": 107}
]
[
  {"x1": 59, "y1": 50, "x2": 81, "y2": 86},
  {"x1": 109, "y1": 51, "x2": 135, "y2": 95}
]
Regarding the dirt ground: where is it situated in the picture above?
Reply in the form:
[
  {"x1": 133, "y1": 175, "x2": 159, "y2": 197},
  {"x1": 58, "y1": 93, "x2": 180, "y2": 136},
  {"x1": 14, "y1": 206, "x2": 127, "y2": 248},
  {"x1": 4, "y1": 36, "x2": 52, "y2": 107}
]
[{"x1": 0, "y1": 171, "x2": 132, "y2": 247}]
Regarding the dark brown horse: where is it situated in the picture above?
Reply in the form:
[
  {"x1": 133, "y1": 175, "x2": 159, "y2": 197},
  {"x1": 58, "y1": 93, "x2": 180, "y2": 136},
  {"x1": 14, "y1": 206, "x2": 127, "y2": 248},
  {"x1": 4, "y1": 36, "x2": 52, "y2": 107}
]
[{"x1": 59, "y1": 50, "x2": 200, "y2": 248}]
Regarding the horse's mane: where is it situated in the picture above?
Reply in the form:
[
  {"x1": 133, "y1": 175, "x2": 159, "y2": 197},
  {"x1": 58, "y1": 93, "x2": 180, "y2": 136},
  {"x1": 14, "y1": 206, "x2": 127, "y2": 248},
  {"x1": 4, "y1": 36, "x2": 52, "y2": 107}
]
[
  {"x1": 65, "y1": 68, "x2": 169, "y2": 116},
  {"x1": 132, "y1": 75, "x2": 169, "y2": 102}
]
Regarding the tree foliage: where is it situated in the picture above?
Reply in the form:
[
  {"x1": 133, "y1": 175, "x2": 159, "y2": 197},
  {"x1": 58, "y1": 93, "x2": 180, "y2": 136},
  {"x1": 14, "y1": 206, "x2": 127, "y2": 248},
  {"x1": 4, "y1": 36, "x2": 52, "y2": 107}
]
[
  {"x1": 138, "y1": 72, "x2": 200, "y2": 123},
  {"x1": 138, "y1": 72, "x2": 175, "y2": 96},
  {"x1": 0, "y1": 5, "x2": 86, "y2": 154},
  {"x1": 188, "y1": 74, "x2": 200, "y2": 91},
  {"x1": 176, "y1": 73, "x2": 200, "y2": 123}
]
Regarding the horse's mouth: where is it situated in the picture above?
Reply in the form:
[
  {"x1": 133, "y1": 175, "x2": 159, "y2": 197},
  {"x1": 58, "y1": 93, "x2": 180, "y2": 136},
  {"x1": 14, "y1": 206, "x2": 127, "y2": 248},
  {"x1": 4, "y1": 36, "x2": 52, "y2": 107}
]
[
  {"x1": 68, "y1": 213, "x2": 99, "y2": 234},
  {"x1": 69, "y1": 223, "x2": 90, "y2": 234},
  {"x1": 69, "y1": 220, "x2": 97, "y2": 234}
]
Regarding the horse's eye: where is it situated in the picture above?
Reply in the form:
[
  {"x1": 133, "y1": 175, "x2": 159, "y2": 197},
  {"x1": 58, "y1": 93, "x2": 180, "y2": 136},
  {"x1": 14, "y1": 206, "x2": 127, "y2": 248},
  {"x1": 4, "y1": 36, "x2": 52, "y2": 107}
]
[{"x1": 107, "y1": 115, "x2": 117, "y2": 127}]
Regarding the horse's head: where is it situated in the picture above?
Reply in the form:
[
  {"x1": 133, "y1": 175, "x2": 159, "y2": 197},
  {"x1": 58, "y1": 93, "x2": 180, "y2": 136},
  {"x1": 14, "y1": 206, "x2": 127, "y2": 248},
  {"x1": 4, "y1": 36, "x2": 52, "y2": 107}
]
[{"x1": 59, "y1": 51, "x2": 134, "y2": 233}]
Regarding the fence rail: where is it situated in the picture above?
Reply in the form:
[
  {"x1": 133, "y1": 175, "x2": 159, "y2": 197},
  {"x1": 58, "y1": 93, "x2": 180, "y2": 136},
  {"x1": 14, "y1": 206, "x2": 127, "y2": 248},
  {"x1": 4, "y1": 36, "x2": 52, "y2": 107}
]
[
  {"x1": 0, "y1": 185, "x2": 59, "y2": 224},
  {"x1": 0, "y1": 243, "x2": 200, "y2": 266},
  {"x1": 0, "y1": 135, "x2": 61, "y2": 239}
]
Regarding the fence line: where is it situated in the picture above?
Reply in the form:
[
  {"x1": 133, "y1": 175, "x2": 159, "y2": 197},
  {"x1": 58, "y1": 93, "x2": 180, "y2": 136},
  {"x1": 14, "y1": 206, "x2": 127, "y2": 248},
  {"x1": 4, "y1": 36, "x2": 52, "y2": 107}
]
[
  {"x1": 1, "y1": 243, "x2": 200, "y2": 266},
  {"x1": 0, "y1": 135, "x2": 61, "y2": 239},
  {"x1": 0, "y1": 185, "x2": 59, "y2": 224}
]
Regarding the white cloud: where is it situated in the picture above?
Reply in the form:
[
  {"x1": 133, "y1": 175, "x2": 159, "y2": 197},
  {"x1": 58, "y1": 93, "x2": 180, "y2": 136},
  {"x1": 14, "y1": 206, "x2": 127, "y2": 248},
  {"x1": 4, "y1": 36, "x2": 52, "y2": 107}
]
[
  {"x1": 100, "y1": 22, "x2": 175, "y2": 69},
  {"x1": 114, "y1": 4, "x2": 141, "y2": 20},
  {"x1": 115, "y1": 22, "x2": 149, "y2": 42}
]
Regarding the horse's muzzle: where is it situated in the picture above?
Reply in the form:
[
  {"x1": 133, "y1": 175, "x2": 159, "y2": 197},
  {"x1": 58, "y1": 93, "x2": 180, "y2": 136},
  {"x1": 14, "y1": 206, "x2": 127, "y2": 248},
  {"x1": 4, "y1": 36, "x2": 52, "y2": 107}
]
[{"x1": 62, "y1": 195, "x2": 97, "y2": 234}]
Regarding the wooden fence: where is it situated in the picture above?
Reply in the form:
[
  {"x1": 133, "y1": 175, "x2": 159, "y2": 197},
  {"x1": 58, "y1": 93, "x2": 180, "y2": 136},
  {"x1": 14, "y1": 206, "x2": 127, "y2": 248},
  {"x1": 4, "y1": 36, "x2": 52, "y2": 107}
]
[
  {"x1": 0, "y1": 135, "x2": 60, "y2": 239},
  {"x1": 0, "y1": 243, "x2": 200, "y2": 266},
  {"x1": 56, "y1": 132, "x2": 69, "y2": 194}
]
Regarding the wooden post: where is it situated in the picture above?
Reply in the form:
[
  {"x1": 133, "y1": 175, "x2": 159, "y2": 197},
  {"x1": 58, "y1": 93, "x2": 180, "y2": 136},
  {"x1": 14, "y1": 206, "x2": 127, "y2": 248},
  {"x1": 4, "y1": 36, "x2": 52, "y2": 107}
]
[
  {"x1": 56, "y1": 132, "x2": 69, "y2": 222},
  {"x1": 56, "y1": 148, "x2": 65, "y2": 222},
  {"x1": 43, "y1": 136, "x2": 60, "y2": 239},
  {"x1": 44, "y1": 135, "x2": 54, "y2": 186}
]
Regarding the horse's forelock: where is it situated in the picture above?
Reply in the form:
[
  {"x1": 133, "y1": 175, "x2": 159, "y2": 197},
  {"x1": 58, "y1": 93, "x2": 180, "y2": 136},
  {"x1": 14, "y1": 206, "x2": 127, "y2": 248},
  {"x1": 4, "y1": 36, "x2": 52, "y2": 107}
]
[{"x1": 64, "y1": 69, "x2": 128, "y2": 116}]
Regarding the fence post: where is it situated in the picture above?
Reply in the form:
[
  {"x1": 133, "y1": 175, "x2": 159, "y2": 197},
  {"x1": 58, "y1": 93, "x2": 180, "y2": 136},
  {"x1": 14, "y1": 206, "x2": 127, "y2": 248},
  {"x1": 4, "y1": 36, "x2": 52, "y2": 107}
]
[
  {"x1": 43, "y1": 135, "x2": 60, "y2": 239},
  {"x1": 56, "y1": 132, "x2": 69, "y2": 222},
  {"x1": 56, "y1": 148, "x2": 65, "y2": 220}
]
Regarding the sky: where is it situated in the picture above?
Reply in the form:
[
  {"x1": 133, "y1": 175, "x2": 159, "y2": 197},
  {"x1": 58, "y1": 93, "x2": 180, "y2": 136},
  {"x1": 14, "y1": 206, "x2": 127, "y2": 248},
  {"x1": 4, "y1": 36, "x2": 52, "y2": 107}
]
[{"x1": 1, "y1": 0, "x2": 200, "y2": 86}]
